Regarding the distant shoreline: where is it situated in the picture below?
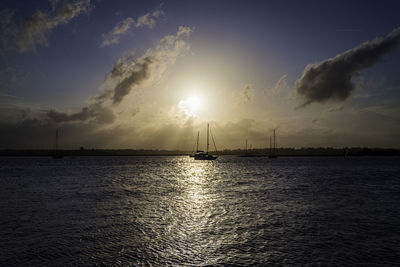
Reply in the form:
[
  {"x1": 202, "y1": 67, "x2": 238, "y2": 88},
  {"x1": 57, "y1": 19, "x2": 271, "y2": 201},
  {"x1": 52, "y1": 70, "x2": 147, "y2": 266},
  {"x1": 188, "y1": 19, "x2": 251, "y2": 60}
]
[{"x1": 0, "y1": 147, "x2": 399, "y2": 157}]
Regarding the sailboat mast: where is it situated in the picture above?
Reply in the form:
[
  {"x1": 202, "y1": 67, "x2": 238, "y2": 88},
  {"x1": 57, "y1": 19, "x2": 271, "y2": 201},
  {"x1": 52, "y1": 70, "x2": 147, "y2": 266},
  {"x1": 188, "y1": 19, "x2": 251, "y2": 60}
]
[
  {"x1": 55, "y1": 129, "x2": 58, "y2": 151},
  {"x1": 207, "y1": 123, "x2": 209, "y2": 153},
  {"x1": 269, "y1": 136, "x2": 272, "y2": 154},
  {"x1": 245, "y1": 139, "x2": 248, "y2": 153},
  {"x1": 196, "y1": 131, "x2": 199, "y2": 151}
]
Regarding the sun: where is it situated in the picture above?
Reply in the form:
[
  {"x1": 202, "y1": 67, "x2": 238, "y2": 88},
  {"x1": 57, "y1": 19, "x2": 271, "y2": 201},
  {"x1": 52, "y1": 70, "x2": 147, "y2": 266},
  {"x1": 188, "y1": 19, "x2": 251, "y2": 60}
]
[
  {"x1": 178, "y1": 94, "x2": 203, "y2": 116},
  {"x1": 186, "y1": 95, "x2": 202, "y2": 111}
]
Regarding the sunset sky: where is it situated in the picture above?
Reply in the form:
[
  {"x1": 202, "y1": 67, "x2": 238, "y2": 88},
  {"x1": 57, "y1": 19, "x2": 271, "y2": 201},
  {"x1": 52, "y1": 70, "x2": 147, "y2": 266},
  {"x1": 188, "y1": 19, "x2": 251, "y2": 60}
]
[{"x1": 1, "y1": 0, "x2": 399, "y2": 149}]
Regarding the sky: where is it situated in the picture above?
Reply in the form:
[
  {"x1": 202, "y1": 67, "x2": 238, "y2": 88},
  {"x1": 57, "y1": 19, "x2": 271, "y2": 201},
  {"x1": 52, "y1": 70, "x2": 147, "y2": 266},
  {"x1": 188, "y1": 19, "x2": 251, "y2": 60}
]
[{"x1": 0, "y1": 0, "x2": 399, "y2": 150}]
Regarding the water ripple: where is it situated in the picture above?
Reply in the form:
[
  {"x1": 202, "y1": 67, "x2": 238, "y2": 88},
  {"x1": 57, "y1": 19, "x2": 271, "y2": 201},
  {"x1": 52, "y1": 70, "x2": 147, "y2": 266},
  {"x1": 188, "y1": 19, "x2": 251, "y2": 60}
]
[{"x1": 1, "y1": 156, "x2": 400, "y2": 265}]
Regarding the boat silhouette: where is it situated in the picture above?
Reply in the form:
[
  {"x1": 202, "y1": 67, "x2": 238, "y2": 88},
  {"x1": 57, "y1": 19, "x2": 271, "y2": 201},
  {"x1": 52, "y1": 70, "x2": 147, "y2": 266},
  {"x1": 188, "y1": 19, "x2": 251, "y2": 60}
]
[
  {"x1": 239, "y1": 139, "x2": 260, "y2": 157},
  {"x1": 189, "y1": 131, "x2": 204, "y2": 157},
  {"x1": 52, "y1": 129, "x2": 63, "y2": 159},
  {"x1": 268, "y1": 129, "x2": 278, "y2": 158},
  {"x1": 193, "y1": 123, "x2": 218, "y2": 160}
]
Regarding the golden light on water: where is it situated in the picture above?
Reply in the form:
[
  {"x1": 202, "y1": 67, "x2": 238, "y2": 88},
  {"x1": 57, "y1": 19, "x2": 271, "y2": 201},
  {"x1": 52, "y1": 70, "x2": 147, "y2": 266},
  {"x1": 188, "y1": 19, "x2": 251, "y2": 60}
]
[
  {"x1": 159, "y1": 160, "x2": 216, "y2": 259},
  {"x1": 183, "y1": 161, "x2": 207, "y2": 204},
  {"x1": 180, "y1": 160, "x2": 217, "y2": 223}
]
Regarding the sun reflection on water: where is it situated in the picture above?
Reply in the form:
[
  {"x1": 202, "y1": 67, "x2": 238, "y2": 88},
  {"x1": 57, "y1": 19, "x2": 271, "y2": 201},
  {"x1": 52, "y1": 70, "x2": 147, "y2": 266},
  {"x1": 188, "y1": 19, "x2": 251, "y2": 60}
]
[
  {"x1": 162, "y1": 159, "x2": 219, "y2": 262},
  {"x1": 186, "y1": 163, "x2": 207, "y2": 203}
]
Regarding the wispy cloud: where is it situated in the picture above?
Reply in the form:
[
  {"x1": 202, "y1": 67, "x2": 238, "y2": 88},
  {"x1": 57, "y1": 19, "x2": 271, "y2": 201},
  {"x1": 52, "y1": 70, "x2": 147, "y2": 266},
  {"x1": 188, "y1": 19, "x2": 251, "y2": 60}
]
[
  {"x1": 0, "y1": 0, "x2": 91, "y2": 53},
  {"x1": 48, "y1": 26, "x2": 193, "y2": 124},
  {"x1": 101, "y1": 9, "x2": 163, "y2": 47},
  {"x1": 238, "y1": 84, "x2": 254, "y2": 104},
  {"x1": 270, "y1": 75, "x2": 287, "y2": 94},
  {"x1": 327, "y1": 105, "x2": 344, "y2": 113},
  {"x1": 101, "y1": 17, "x2": 134, "y2": 47},
  {"x1": 296, "y1": 27, "x2": 400, "y2": 107},
  {"x1": 136, "y1": 9, "x2": 163, "y2": 28}
]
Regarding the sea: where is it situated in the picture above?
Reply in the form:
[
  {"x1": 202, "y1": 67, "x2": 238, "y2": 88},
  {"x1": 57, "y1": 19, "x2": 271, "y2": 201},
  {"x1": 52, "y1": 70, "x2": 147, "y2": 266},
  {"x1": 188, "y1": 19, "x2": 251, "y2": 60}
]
[{"x1": 0, "y1": 156, "x2": 399, "y2": 266}]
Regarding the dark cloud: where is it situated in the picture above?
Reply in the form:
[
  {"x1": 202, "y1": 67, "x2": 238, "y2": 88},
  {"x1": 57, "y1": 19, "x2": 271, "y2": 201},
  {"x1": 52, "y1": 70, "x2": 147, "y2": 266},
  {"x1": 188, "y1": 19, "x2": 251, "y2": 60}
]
[
  {"x1": 47, "y1": 103, "x2": 115, "y2": 124},
  {"x1": 296, "y1": 27, "x2": 400, "y2": 107},
  {"x1": 112, "y1": 56, "x2": 153, "y2": 104},
  {"x1": 0, "y1": 0, "x2": 90, "y2": 52}
]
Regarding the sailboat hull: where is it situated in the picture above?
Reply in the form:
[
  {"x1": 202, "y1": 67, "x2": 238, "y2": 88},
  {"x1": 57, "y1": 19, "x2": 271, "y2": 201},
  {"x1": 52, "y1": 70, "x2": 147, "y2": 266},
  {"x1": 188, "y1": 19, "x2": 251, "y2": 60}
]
[{"x1": 194, "y1": 153, "x2": 218, "y2": 160}]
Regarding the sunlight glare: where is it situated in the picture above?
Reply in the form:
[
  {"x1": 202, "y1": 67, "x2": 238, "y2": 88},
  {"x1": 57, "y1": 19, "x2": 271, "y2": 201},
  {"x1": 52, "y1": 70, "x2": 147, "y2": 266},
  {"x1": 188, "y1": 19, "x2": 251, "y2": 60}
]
[{"x1": 178, "y1": 94, "x2": 203, "y2": 116}]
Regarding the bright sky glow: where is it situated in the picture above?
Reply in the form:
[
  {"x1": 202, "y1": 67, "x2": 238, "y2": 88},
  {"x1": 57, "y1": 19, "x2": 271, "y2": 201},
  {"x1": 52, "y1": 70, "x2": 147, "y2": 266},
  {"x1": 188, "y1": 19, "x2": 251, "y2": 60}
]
[{"x1": 178, "y1": 94, "x2": 203, "y2": 117}]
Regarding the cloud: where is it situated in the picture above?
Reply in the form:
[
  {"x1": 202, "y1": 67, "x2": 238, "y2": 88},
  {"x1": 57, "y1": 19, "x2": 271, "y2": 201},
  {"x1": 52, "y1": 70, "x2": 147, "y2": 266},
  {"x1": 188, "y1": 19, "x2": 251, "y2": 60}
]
[
  {"x1": 47, "y1": 103, "x2": 115, "y2": 124},
  {"x1": 109, "y1": 52, "x2": 136, "y2": 78},
  {"x1": 111, "y1": 56, "x2": 153, "y2": 104},
  {"x1": 112, "y1": 17, "x2": 135, "y2": 35},
  {"x1": 47, "y1": 26, "x2": 193, "y2": 123},
  {"x1": 105, "y1": 26, "x2": 192, "y2": 105},
  {"x1": 271, "y1": 75, "x2": 287, "y2": 94},
  {"x1": 296, "y1": 27, "x2": 400, "y2": 107},
  {"x1": 135, "y1": 9, "x2": 163, "y2": 28},
  {"x1": 101, "y1": 17, "x2": 134, "y2": 47},
  {"x1": 327, "y1": 105, "x2": 344, "y2": 113},
  {"x1": 238, "y1": 84, "x2": 254, "y2": 104},
  {"x1": 0, "y1": 0, "x2": 91, "y2": 53},
  {"x1": 101, "y1": 9, "x2": 163, "y2": 47}
]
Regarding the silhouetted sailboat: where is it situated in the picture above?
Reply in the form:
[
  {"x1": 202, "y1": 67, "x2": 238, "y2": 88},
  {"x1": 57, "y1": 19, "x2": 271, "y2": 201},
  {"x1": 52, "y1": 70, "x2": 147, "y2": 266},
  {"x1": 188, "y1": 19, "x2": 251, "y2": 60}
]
[
  {"x1": 194, "y1": 123, "x2": 218, "y2": 160},
  {"x1": 239, "y1": 139, "x2": 258, "y2": 157},
  {"x1": 268, "y1": 129, "x2": 278, "y2": 158},
  {"x1": 52, "y1": 129, "x2": 63, "y2": 159},
  {"x1": 189, "y1": 131, "x2": 203, "y2": 157}
]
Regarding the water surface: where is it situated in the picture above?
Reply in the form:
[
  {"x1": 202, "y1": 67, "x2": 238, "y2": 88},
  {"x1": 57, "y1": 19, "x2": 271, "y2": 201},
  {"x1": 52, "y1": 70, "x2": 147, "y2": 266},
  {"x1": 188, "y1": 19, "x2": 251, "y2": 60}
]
[{"x1": 1, "y1": 156, "x2": 399, "y2": 266}]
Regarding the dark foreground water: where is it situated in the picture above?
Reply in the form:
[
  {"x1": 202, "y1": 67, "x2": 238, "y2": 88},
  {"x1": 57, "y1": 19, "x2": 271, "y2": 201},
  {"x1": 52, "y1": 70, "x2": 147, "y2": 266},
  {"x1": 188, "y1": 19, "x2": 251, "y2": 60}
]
[{"x1": 0, "y1": 156, "x2": 399, "y2": 266}]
